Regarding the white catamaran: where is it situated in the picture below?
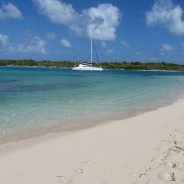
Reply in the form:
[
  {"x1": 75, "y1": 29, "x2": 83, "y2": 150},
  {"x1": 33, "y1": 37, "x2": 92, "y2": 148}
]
[{"x1": 72, "y1": 30, "x2": 103, "y2": 71}]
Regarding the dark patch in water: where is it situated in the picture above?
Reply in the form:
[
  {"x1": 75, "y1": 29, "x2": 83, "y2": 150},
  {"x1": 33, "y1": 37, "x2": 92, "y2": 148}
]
[
  {"x1": 0, "y1": 79, "x2": 17, "y2": 83},
  {"x1": 0, "y1": 82, "x2": 87, "y2": 93}
]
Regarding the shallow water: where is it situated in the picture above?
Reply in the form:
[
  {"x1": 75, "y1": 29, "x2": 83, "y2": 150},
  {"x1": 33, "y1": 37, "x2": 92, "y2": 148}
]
[{"x1": 1, "y1": 66, "x2": 184, "y2": 142}]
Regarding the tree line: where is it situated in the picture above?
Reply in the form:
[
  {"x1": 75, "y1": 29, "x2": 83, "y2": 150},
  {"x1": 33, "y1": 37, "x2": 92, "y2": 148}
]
[{"x1": 0, "y1": 59, "x2": 184, "y2": 71}]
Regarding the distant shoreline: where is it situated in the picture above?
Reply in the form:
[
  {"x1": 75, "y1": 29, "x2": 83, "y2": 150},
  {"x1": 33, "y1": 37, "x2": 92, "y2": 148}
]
[
  {"x1": 1, "y1": 60, "x2": 184, "y2": 71},
  {"x1": 1, "y1": 65, "x2": 183, "y2": 73}
]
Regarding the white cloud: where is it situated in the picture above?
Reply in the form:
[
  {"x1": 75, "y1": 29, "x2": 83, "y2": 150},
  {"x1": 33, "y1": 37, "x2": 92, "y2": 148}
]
[
  {"x1": 79, "y1": 4, "x2": 120, "y2": 40},
  {"x1": 0, "y1": 34, "x2": 47, "y2": 55},
  {"x1": 33, "y1": 0, "x2": 121, "y2": 41},
  {"x1": 146, "y1": 0, "x2": 184, "y2": 36},
  {"x1": 32, "y1": 0, "x2": 77, "y2": 25},
  {"x1": 60, "y1": 38, "x2": 72, "y2": 48},
  {"x1": 121, "y1": 40, "x2": 130, "y2": 47},
  {"x1": 17, "y1": 36, "x2": 47, "y2": 54},
  {"x1": 0, "y1": 3, "x2": 23, "y2": 20},
  {"x1": 160, "y1": 43, "x2": 174, "y2": 51},
  {"x1": 0, "y1": 34, "x2": 8, "y2": 45}
]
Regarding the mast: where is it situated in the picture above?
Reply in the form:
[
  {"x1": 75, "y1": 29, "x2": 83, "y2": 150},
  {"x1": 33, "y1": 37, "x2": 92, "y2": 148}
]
[{"x1": 90, "y1": 28, "x2": 92, "y2": 63}]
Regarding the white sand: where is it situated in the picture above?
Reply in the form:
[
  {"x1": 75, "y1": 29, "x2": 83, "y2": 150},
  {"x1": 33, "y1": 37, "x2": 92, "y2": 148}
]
[{"x1": 1, "y1": 99, "x2": 184, "y2": 184}]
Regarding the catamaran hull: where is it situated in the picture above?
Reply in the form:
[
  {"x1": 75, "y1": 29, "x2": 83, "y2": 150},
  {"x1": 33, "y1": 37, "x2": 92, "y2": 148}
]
[{"x1": 72, "y1": 67, "x2": 103, "y2": 71}]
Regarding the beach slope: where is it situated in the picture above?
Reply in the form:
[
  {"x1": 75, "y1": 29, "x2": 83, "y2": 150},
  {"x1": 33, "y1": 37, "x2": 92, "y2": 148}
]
[{"x1": 0, "y1": 99, "x2": 184, "y2": 184}]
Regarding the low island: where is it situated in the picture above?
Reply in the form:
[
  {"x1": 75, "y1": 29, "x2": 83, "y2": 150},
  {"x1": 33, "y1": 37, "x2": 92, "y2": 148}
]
[{"x1": 1, "y1": 59, "x2": 184, "y2": 71}]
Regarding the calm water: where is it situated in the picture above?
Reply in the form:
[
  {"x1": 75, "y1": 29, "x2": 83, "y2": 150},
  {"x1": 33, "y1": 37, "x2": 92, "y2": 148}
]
[{"x1": 1, "y1": 66, "x2": 184, "y2": 142}]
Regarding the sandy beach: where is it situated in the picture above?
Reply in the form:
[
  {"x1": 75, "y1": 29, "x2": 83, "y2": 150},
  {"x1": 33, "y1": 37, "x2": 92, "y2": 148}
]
[{"x1": 0, "y1": 99, "x2": 184, "y2": 184}]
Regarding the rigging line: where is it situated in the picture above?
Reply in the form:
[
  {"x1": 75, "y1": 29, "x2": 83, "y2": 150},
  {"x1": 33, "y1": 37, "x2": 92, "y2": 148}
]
[{"x1": 92, "y1": 39, "x2": 100, "y2": 64}]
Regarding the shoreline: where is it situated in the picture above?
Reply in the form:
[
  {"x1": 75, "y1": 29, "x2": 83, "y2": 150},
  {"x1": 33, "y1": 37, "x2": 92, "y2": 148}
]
[
  {"x1": 1, "y1": 98, "x2": 184, "y2": 183},
  {"x1": 0, "y1": 62, "x2": 184, "y2": 72},
  {"x1": 0, "y1": 95, "x2": 182, "y2": 145},
  {"x1": 1, "y1": 65, "x2": 184, "y2": 72}
]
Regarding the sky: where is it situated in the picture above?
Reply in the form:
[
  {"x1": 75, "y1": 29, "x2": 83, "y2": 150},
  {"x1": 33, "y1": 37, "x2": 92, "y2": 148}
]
[{"x1": 1, "y1": 0, "x2": 184, "y2": 63}]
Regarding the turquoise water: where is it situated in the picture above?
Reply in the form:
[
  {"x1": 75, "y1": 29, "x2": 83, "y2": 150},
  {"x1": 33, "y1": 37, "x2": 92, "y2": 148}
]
[{"x1": 1, "y1": 66, "x2": 184, "y2": 142}]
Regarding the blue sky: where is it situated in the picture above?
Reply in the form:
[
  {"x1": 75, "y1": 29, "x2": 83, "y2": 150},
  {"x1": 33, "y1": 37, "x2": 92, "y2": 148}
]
[{"x1": 1, "y1": 0, "x2": 184, "y2": 63}]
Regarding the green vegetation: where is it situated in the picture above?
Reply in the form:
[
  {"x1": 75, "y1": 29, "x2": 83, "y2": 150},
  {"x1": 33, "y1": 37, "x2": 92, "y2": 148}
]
[
  {"x1": 0, "y1": 59, "x2": 75, "y2": 67},
  {"x1": 0, "y1": 59, "x2": 184, "y2": 71},
  {"x1": 100, "y1": 62, "x2": 184, "y2": 71}
]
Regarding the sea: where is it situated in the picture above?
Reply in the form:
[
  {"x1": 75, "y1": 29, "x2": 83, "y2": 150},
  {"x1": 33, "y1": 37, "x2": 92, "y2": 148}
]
[{"x1": 1, "y1": 66, "x2": 184, "y2": 143}]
